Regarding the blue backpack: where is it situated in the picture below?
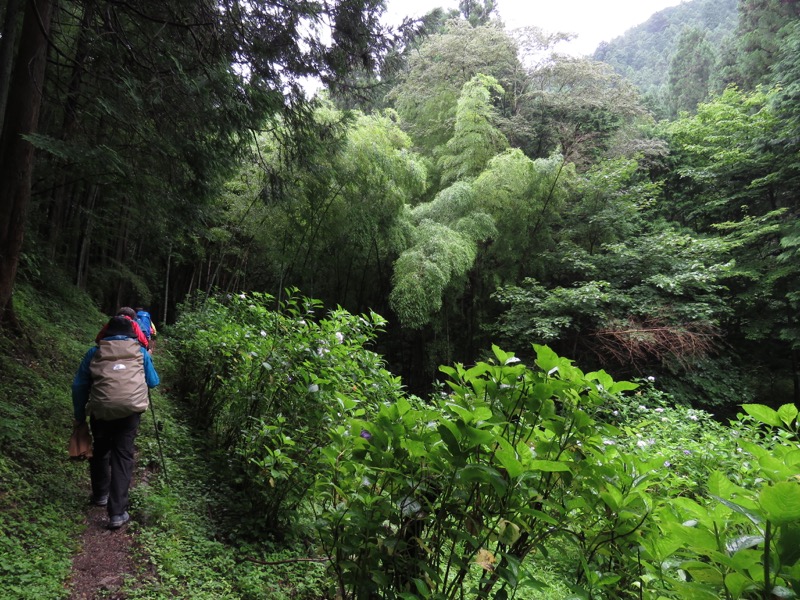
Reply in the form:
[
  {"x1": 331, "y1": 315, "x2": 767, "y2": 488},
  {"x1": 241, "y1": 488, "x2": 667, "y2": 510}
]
[{"x1": 136, "y1": 310, "x2": 153, "y2": 338}]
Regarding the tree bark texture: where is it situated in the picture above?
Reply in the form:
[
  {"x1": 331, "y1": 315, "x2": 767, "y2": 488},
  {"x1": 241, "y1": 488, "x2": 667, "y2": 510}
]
[
  {"x1": 0, "y1": 0, "x2": 55, "y2": 322},
  {"x1": 0, "y1": 0, "x2": 24, "y2": 141}
]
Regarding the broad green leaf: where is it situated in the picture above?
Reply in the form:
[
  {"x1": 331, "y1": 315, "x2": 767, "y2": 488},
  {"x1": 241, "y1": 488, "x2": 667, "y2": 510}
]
[
  {"x1": 711, "y1": 495, "x2": 764, "y2": 528},
  {"x1": 740, "y1": 440, "x2": 769, "y2": 459},
  {"x1": 586, "y1": 370, "x2": 613, "y2": 390},
  {"x1": 778, "y1": 524, "x2": 800, "y2": 565},
  {"x1": 494, "y1": 437, "x2": 524, "y2": 478},
  {"x1": 402, "y1": 439, "x2": 428, "y2": 458},
  {"x1": 609, "y1": 381, "x2": 639, "y2": 393},
  {"x1": 412, "y1": 577, "x2": 430, "y2": 597},
  {"x1": 778, "y1": 403, "x2": 798, "y2": 426},
  {"x1": 533, "y1": 345, "x2": 561, "y2": 374},
  {"x1": 437, "y1": 421, "x2": 463, "y2": 459},
  {"x1": 668, "y1": 523, "x2": 718, "y2": 551},
  {"x1": 707, "y1": 470, "x2": 735, "y2": 498},
  {"x1": 529, "y1": 460, "x2": 572, "y2": 472},
  {"x1": 457, "y1": 464, "x2": 508, "y2": 495},
  {"x1": 518, "y1": 507, "x2": 559, "y2": 526},
  {"x1": 785, "y1": 450, "x2": 800, "y2": 468},
  {"x1": 496, "y1": 519, "x2": 522, "y2": 545},
  {"x1": 668, "y1": 580, "x2": 722, "y2": 600},
  {"x1": 396, "y1": 396, "x2": 411, "y2": 416},
  {"x1": 743, "y1": 404, "x2": 782, "y2": 427},
  {"x1": 760, "y1": 482, "x2": 800, "y2": 525},
  {"x1": 463, "y1": 425, "x2": 496, "y2": 446},
  {"x1": 759, "y1": 456, "x2": 799, "y2": 482},
  {"x1": 448, "y1": 403, "x2": 477, "y2": 424},
  {"x1": 724, "y1": 572, "x2": 755, "y2": 598}
]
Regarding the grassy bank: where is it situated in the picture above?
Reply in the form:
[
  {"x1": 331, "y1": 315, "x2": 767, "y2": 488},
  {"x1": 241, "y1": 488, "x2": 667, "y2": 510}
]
[
  {"x1": 0, "y1": 269, "x2": 336, "y2": 599},
  {"x1": 0, "y1": 273, "x2": 106, "y2": 599}
]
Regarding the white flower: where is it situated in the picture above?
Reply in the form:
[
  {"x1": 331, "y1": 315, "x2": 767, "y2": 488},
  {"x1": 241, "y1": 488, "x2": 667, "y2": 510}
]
[
  {"x1": 239, "y1": 293, "x2": 246, "y2": 299},
  {"x1": 335, "y1": 331, "x2": 344, "y2": 343},
  {"x1": 602, "y1": 439, "x2": 616, "y2": 446},
  {"x1": 647, "y1": 376, "x2": 656, "y2": 382},
  {"x1": 638, "y1": 405, "x2": 648, "y2": 411},
  {"x1": 308, "y1": 384, "x2": 319, "y2": 393},
  {"x1": 612, "y1": 410, "x2": 619, "y2": 417},
  {"x1": 654, "y1": 407, "x2": 664, "y2": 413},
  {"x1": 688, "y1": 414, "x2": 699, "y2": 421},
  {"x1": 636, "y1": 440, "x2": 648, "y2": 448},
  {"x1": 663, "y1": 460, "x2": 671, "y2": 467},
  {"x1": 260, "y1": 330, "x2": 267, "y2": 337}
]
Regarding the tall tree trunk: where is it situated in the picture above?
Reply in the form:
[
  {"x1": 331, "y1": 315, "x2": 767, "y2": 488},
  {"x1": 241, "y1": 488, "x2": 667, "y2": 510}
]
[
  {"x1": 162, "y1": 244, "x2": 171, "y2": 324},
  {"x1": 46, "y1": 2, "x2": 94, "y2": 259},
  {"x1": 75, "y1": 185, "x2": 98, "y2": 290},
  {"x1": 0, "y1": 0, "x2": 24, "y2": 140},
  {"x1": 0, "y1": 0, "x2": 55, "y2": 324}
]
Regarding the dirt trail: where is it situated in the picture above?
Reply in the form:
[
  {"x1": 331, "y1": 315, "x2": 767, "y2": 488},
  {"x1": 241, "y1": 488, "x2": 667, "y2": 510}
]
[{"x1": 67, "y1": 501, "x2": 136, "y2": 599}]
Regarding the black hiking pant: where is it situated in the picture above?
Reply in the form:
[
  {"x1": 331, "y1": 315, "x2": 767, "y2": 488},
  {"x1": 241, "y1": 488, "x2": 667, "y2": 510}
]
[{"x1": 89, "y1": 413, "x2": 141, "y2": 517}]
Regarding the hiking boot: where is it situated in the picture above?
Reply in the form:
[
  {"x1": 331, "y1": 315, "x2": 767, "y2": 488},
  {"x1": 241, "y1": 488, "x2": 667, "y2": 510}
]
[
  {"x1": 90, "y1": 494, "x2": 108, "y2": 507},
  {"x1": 108, "y1": 512, "x2": 130, "y2": 529}
]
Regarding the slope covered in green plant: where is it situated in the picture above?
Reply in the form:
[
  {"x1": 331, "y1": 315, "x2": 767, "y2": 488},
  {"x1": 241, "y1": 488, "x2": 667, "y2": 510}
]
[{"x1": 593, "y1": 0, "x2": 737, "y2": 112}]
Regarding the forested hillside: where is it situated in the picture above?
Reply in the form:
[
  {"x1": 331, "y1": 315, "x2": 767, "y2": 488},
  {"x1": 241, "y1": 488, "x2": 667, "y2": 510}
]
[
  {"x1": 594, "y1": 0, "x2": 738, "y2": 116},
  {"x1": 1, "y1": 0, "x2": 800, "y2": 597}
]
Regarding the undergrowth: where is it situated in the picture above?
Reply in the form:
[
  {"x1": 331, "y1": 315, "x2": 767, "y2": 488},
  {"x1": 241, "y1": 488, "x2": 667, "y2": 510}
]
[
  {"x1": 0, "y1": 270, "x2": 107, "y2": 599},
  {"x1": 125, "y1": 342, "x2": 333, "y2": 599}
]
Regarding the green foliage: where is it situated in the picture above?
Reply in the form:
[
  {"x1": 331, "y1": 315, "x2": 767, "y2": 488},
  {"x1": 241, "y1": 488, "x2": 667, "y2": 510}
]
[
  {"x1": 231, "y1": 104, "x2": 427, "y2": 313},
  {"x1": 391, "y1": 20, "x2": 522, "y2": 155},
  {"x1": 594, "y1": 0, "x2": 737, "y2": 113},
  {"x1": 390, "y1": 221, "x2": 482, "y2": 329},
  {"x1": 667, "y1": 27, "x2": 716, "y2": 116},
  {"x1": 313, "y1": 345, "x2": 652, "y2": 599},
  {"x1": 640, "y1": 403, "x2": 800, "y2": 599},
  {"x1": 126, "y1": 350, "x2": 332, "y2": 600},
  {"x1": 438, "y1": 74, "x2": 508, "y2": 185},
  {"x1": 663, "y1": 85, "x2": 800, "y2": 403},
  {"x1": 727, "y1": 0, "x2": 800, "y2": 90},
  {"x1": 514, "y1": 57, "x2": 646, "y2": 163},
  {"x1": 169, "y1": 290, "x2": 400, "y2": 534},
  {"x1": 663, "y1": 86, "x2": 783, "y2": 228},
  {"x1": 0, "y1": 277, "x2": 106, "y2": 599},
  {"x1": 491, "y1": 204, "x2": 738, "y2": 406}
]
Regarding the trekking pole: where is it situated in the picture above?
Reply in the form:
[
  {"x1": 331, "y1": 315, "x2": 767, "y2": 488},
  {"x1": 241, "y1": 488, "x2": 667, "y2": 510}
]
[{"x1": 148, "y1": 389, "x2": 169, "y2": 483}]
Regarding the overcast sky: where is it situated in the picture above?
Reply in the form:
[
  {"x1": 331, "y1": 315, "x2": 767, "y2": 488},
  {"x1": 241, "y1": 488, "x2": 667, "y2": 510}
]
[{"x1": 384, "y1": 0, "x2": 685, "y2": 56}]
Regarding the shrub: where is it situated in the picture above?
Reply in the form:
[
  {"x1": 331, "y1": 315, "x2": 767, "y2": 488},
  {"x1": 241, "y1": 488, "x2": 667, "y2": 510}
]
[{"x1": 169, "y1": 291, "x2": 400, "y2": 534}]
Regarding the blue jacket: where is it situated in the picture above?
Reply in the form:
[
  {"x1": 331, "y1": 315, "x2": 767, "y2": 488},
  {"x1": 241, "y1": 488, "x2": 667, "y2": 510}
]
[{"x1": 72, "y1": 335, "x2": 160, "y2": 422}]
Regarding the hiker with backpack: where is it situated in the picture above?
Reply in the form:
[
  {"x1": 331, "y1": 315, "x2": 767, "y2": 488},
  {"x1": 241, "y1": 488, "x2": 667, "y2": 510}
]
[
  {"x1": 72, "y1": 315, "x2": 160, "y2": 529},
  {"x1": 135, "y1": 307, "x2": 153, "y2": 342},
  {"x1": 95, "y1": 306, "x2": 149, "y2": 350}
]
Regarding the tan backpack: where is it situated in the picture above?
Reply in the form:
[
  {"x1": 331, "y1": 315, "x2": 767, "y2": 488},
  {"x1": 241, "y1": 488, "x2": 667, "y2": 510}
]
[{"x1": 88, "y1": 338, "x2": 149, "y2": 420}]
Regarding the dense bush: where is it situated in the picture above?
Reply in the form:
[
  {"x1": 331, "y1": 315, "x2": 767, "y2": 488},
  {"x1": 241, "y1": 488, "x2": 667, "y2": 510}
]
[
  {"x1": 169, "y1": 293, "x2": 800, "y2": 599},
  {"x1": 169, "y1": 291, "x2": 401, "y2": 533}
]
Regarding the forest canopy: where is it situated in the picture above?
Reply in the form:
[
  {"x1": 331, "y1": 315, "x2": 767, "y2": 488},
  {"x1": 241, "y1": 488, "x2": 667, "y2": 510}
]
[{"x1": 0, "y1": 0, "x2": 798, "y2": 406}]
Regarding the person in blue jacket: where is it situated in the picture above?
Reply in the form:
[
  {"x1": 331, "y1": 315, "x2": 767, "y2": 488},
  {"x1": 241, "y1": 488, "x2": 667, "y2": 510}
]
[
  {"x1": 72, "y1": 316, "x2": 160, "y2": 529},
  {"x1": 135, "y1": 306, "x2": 153, "y2": 341}
]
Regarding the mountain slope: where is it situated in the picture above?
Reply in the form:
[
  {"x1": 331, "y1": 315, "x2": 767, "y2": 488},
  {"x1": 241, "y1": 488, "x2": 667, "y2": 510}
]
[{"x1": 593, "y1": 0, "x2": 738, "y2": 104}]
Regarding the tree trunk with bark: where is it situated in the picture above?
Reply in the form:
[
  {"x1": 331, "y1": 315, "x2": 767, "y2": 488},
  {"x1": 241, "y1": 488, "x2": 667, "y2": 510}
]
[
  {"x1": 0, "y1": 0, "x2": 55, "y2": 324},
  {"x1": 0, "y1": 0, "x2": 24, "y2": 140}
]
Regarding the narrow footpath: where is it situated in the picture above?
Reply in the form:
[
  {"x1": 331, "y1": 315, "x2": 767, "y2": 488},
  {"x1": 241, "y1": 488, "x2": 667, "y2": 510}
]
[{"x1": 67, "y1": 500, "x2": 136, "y2": 599}]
